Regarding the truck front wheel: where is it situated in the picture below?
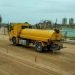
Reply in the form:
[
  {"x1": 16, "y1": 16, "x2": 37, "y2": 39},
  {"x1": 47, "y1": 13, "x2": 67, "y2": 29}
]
[
  {"x1": 35, "y1": 42, "x2": 43, "y2": 52},
  {"x1": 12, "y1": 37, "x2": 17, "y2": 45}
]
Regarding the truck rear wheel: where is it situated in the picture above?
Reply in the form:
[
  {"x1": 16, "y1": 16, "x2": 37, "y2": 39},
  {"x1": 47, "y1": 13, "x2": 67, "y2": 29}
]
[
  {"x1": 50, "y1": 44, "x2": 60, "y2": 53},
  {"x1": 35, "y1": 42, "x2": 43, "y2": 52}
]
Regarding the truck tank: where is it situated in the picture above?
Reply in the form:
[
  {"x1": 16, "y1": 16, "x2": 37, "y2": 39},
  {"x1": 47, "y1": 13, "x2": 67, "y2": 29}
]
[{"x1": 20, "y1": 29, "x2": 62, "y2": 42}]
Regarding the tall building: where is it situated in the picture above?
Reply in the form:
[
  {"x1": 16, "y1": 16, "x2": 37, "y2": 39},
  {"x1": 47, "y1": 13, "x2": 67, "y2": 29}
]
[
  {"x1": 62, "y1": 18, "x2": 67, "y2": 25},
  {"x1": 69, "y1": 18, "x2": 74, "y2": 25}
]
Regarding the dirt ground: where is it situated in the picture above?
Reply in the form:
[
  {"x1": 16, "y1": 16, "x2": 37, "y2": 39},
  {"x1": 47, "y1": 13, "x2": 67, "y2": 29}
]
[{"x1": 0, "y1": 28, "x2": 75, "y2": 75}]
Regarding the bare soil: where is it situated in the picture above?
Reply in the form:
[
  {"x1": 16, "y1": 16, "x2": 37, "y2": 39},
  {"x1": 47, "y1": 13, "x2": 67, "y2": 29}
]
[{"x1": 0, "y1": 28, "x2": 75, "y2": 75}]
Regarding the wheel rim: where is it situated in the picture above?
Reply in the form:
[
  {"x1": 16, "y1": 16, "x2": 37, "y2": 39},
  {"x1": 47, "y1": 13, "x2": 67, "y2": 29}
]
[
  {"x1": 35, "y1": 43, "x2": 42, "y2": 52},
  {"x1": 37, "y1": 45, "x2": 42, "y2": 51}
]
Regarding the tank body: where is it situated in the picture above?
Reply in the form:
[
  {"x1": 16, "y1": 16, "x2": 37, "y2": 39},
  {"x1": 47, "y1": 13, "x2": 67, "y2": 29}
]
[{"x1": 20, "y1": 29, "x2": 62, "y2": 42}]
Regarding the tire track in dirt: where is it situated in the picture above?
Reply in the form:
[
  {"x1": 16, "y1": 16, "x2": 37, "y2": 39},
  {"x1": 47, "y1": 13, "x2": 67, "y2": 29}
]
[
  {"x1": 0, "y1": 52, "x2": 61, "y2": 75},
  {"x1": 0, "y1": 34, "x2": 75, "y2": 75}
]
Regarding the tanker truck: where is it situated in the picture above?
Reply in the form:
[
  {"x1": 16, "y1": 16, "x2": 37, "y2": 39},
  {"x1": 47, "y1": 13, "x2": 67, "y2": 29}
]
[{"x1": 9, "y1": 23, "x2": 63, "y2": 52}]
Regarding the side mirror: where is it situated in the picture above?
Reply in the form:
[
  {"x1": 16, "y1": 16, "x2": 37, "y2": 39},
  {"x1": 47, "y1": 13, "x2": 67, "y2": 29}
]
[{"x1": 9, "y1": 26, "x2": 13, "y2": 32}]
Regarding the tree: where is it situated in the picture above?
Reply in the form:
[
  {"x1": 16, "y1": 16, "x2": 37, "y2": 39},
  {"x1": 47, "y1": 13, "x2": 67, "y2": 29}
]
[
  {"x1": 0, "y1": 15, "x2": 2, "y2": 28},
  {"x1": 24, "y1": 22, "x2": 29, "y2": 24}
]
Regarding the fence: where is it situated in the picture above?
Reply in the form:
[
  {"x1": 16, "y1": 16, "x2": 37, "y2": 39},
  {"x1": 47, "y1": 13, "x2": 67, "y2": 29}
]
[
  {"x1": 0, "y1": 27, "x2": 8, "y2": 35},
  {"x1": 61, "y1": 30, "x2": 75, "y2": 40}
]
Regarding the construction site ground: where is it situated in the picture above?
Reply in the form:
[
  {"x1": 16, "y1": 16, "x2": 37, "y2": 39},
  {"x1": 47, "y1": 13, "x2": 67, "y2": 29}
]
[{"x1": 0, "y1": 28, "x2": 75, "y2": 75}]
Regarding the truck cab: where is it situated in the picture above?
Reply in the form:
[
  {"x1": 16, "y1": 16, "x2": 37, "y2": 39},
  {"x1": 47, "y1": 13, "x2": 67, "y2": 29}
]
[{"x1": 9, "y1": 23, "x2": 32, "y2": 45}]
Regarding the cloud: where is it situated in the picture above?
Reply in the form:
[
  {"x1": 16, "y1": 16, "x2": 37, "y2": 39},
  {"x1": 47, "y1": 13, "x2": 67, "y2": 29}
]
[{"x1": 0, "y1": 0, "x2": 75, "y2": 23}]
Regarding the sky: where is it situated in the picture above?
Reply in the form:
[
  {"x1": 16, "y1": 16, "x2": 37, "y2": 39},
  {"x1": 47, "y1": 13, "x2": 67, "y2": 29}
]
[{"x1": 0, "y1": 0, "x2": 75, "y2": 24}]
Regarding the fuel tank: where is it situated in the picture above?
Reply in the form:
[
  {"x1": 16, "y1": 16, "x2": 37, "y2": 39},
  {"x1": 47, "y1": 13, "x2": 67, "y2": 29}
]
[{"x1": 20, "y1": 29, "x2": 62, "y2": 42}]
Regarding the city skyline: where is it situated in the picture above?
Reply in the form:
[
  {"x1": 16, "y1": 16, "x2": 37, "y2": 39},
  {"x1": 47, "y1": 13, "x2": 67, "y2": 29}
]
[{"x1": 0, "y1": 0, "x2": 75, "y2": 24}]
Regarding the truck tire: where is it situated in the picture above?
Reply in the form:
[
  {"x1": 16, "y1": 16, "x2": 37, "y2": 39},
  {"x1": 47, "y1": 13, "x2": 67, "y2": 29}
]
[
  {"x1": 50, "y1": 44, "x2": 60, "y2": 53},
  {"x1": 35, "y1": 42, "x2": 43, "y2": 52},
  {"x1": 12, "y1": 37, "x2": 17, "y2": 45}
]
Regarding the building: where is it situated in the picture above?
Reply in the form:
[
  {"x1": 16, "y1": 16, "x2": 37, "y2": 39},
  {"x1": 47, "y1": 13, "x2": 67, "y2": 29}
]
[
  {"x1": 69, "y1": 18, "x2": 74, "y2": 25},
  {"x1": 62, "y1": 18, "x2": 67, "y2": 25}
]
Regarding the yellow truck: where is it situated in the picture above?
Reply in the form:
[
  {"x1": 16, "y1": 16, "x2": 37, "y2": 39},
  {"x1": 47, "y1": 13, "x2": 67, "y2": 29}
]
[{"x1": 9, "y1": 23, "x2": 63, "y2": 52}]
